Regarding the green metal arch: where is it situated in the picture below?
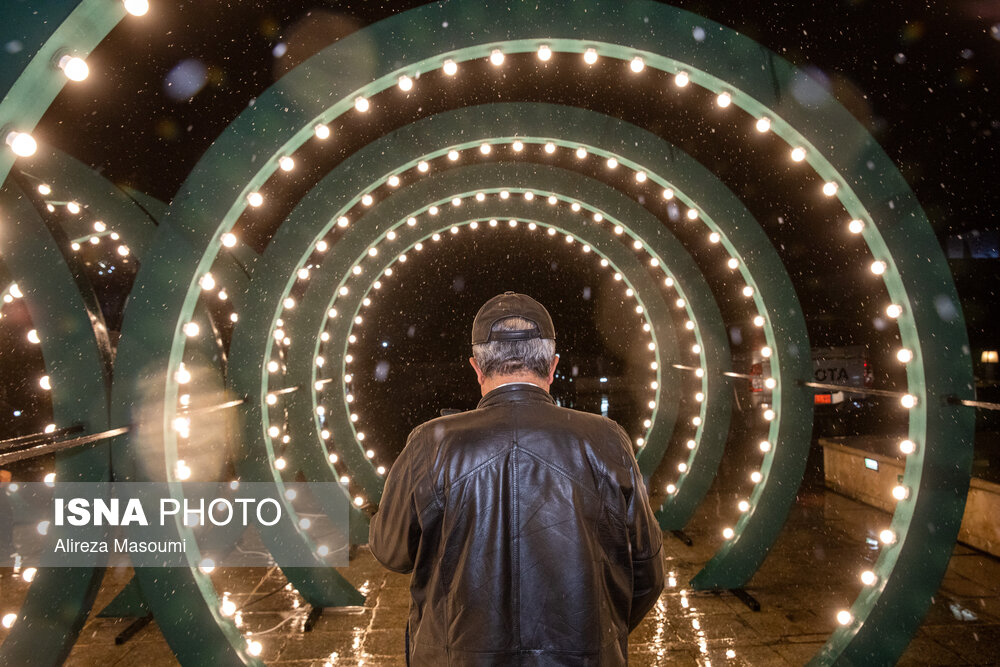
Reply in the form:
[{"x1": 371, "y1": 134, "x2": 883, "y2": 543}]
[
  {"x1": 99, "y1": 2, "x2": 970, "y2": 665},
  {"x1": 220, "y1": 103, "x2": 742, "y2": 534},
  {"x1": 225, "y1": 101, "x2": 808, "y2": 590},
  {"x1": 0, "y1": 182, "x2": 112, "y2": 666},
  {"x1": 269, "y1": 164, "x2": 705, "y2": 497},
  {"x1": 0, "y1": 0, "x2": 126, "y2": 191}
]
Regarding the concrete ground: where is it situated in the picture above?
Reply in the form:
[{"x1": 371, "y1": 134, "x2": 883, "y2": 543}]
[{"x1": 5, "y1": 486, "x2": 997, "y2": 666}]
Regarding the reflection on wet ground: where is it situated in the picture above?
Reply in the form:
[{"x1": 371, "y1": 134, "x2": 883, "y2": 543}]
[{"x1": 4, "y1": 487, "x2": 995, "y2": 665}]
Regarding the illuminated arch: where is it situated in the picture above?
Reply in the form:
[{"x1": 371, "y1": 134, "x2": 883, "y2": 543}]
[{"x1": 0, "y1": 1, "x2": 972, "y2": 664}]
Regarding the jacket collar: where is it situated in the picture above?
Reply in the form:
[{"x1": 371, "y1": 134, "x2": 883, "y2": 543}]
[{"x1": 477, "y1": 383, "x2": 555, "y2": 409}]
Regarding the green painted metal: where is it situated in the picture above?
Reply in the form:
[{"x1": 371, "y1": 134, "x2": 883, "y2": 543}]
[
  {"x1": 272, "y1": 164, "x2": 705, "y2": 500},
  {"x1": 0, "y1": 0, "x2": 125, "y2": 190},
  {"x1": 224, "y1": 104, "x2": 733, "y2": 527},
  {"x1": 0, "y1": 181, "x2": 111, "y2": 666},
  {"x1": 16, "y1": 146, "x2": 157, "y2": 257},
  {"x1": 97, "y1": 577, "x2": 149, "y2": 618}
]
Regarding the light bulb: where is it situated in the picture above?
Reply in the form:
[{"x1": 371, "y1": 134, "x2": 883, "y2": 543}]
[
  {"x1": 606, "y1": 157, "x2": 618, "y2": 169},
  {"x1": 716, "y1": 92, "x2": 731, "y2": 107},
  {"x1": 722, "y1": 527, "x2": 734, "y2": 539},
  {"x1": 738, "y1": 500, "x2": 750, "y2": 512},
  {"x1": 674, "y1": 71, "x2": 689, "y2": 87},
  {"x1": 246, "y1": 192, "x2": 263, "y2": 207},
  {"x1": 354, "y1": 96, "x2": 370, "y2": 112},
  {"x1": 764, "y1": 409, "x2": 775, "y2": 421},
  {"x1": 544, "y1": 142, "x2": 556, "y2": 154},
  {"x1": 442, "y1": 59, "x2": 457, "y2": 76},
  {"x1": 221, "y1": 598, "x2": 237, "y2": 616},
  {"x1": 751, "y1": 471, "x2": 763, "y2": 483},
  {"x1": 860, "y1": 570, "x2": 877, "y2": 586},
  {"x1": 755, "y1": 117, "x2": 771, "y2": 133},
  {"x1": 39, "y1": 375, "x2": 51, "y2": 390},
  {"x1": 848, "y1": 219, "x2": 865, "y2": 234},
  {"x1": 278, "y1": 156, "x2": 294, "y2": 172},
  {"x1": 27, "y1": 329, "x2": 40, "y2": 344},
  {"x1": 447, "y1": 150, "x2": 459, "y2": 161},
  {"x1": 743, "y1": 286, "x2": 754, "y2": 297},
  {"x1": 479, "y1": 143, "x2": 491, "y2": 155},
  {"x1": 753, "y1": 315, "x2": 765, "y2": 327},
  {"x1": 314, "y1": 124, "x2": 331, "y2": 140},
  {"x1": 512, "y1": 140, "x2": 524, "y2": 151},
  {"x1": 221, "y1": 232, "x2": 237, "y2": 247},
  {"x1": 662, "y1": 188, "x2": 674, "y2": 200},
  {"x1": 489, "y1": 49, "x2": 504, "y2": 66},
  {"x1": 183, "y1": 322, "x2": 199, "y2": 337},
  {"x1": 760, "y1": 346, "x2": 772, "y2": 358},
  {"x1": 246, "y1": 640, "x2": 262, "y2": 657},
  {"x1": 354, "y1": 496, "x2": 364, "y2": 506},
  {"x1": 5, "y1": 131, "x2": 37, "y2": 157},
  {"x1": 200, "y1": 273, "x2": 216, "y2": 290},
  {"x1": 879, "y1": 529, "x2": 896, "y2": 544},
  {"x1": 398, "y1": 75, "x2": 413, "y2": 91},
  {"x1": 899, "y1": 439, "x2": 916, "y2": 454},
  {"x1": 583, "y1": 48, "x2": 598, "y2": 64},
  {"x1": 537, "y1": 45, "x2": 552, "y2": 61},
  {"x1": 823, "y1": 182, "x2": 839, "y2": 196},
  {"x1": 1, "y1": 614, "x2": 16, "y2": 629},
  {"x1": 765, "y1": 377, "x2": 777, "y2": 389},
  {"x1": 709, "y1": 232, "x2": 721, "y2": 243},
  {"x1": 686, "y1": 208, "x2": 699, "y2": 220},
  {"x1": 886, "y1": 304, "x2": 902, "y2": 318},
  {"x1": 275, "y1": 458, "x2": 286, "y2": 470},
  {"x1": 122, "y1": 0, "x2": 149, "y2": 16},
  {"x1": 758, "y1": 440, "x2": 772, "y2": 453},
  {"x1": 837, "y1": 610, "x2": 853, "y2": 626},
  {"x1": 790, "y1": 147, "x2": 806, "y2": 162},
  {"x1": 58, "y1": 55, "x2": 89, "y2": 81},
  {"x1": 387, "y1": 176, "x2": 400, "y2": 187},
  {"x1": 38, "y1": 183, "x2": 51, "y2": 195},
  {"x1": 635, "y1": 170, "x2": 647, "y2": 183},
  {"x1": 630, "y1": 56, "x2": 645, "y2": 73},
  {"x1": 728, "y1": 258, "x2": 739, "y2": 269},
  {"x1": 892, "y1": 485, "x2": 909, "y2": 500},
  {"x1": 897, "y1": 348, "x2": 913, "y2": 363},
  {"x1": 900, "y1": 394, "x2": 917, "y2": 409},
  {"x1": 677, "y1": 462, "x2": 688, "y2": 472}
]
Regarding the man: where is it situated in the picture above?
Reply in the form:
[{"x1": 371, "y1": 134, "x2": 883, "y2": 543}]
[{"x1": 370, "y1": 292, "x2": 664, "y2": 665}]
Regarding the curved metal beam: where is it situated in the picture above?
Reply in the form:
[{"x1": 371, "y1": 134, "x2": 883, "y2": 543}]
[{"x1": 0, "y1": 181, "x2": 111, "y2": 667}]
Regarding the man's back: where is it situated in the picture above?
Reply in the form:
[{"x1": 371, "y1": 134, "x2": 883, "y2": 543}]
[{"x1": 370, "y1": 383, "x2": 664, "y2": 666}]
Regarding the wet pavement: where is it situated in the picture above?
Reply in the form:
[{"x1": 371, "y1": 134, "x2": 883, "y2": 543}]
[{"x1": 17, "y1": 487, "x2": 999, "y2": 665}]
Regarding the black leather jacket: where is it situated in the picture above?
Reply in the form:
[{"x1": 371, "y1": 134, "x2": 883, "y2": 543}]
[{"x1": 370, "y1": 383, "x2": 664, "y2": 665}]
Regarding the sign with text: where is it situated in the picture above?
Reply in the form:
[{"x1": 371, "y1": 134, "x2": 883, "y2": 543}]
[{"x1": 0, "y1": 482, "x2": 350, "y2": 567}]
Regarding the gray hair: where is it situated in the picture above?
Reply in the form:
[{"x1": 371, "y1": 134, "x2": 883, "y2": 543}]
[{"x1": 472, "y1": 316, "x2": 556, "y2": 379}]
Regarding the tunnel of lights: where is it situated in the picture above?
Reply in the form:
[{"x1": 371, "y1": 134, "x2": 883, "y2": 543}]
[{"x1": 0, "y1": 1, "x2": 975, "y2": 665}]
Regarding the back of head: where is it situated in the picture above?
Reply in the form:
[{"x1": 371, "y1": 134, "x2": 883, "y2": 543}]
[
  {"x1": 470, "y1": 292, "x2": 557, "y2": 381},
  {"x1": 472, "y1": 316, "x2": 556, "y2": 380}
]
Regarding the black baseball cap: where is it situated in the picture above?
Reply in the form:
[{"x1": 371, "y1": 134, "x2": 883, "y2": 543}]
[{"x1": 471, "y1": 292, "x2": 556, "y2": 345}]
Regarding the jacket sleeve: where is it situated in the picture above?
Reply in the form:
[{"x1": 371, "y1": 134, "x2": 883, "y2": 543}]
[
  {"x1": 369, "y1": 427, "x2": 426, "y2": 573},
  {"x1": 610, "y1": 421, "x2": 665, "y2": 631}
]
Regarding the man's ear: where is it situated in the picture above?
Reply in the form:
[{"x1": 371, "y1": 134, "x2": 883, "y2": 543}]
[
  {"x1": 547, "y1": 354, "x2": 560, "y2": 385},
  {"x1": 469, "y1": 357, "x2": 486, "y2": 385}
]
